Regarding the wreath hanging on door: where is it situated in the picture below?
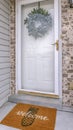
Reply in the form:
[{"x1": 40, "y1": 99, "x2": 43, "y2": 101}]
[{"x1": 24, "y1": 2, "x2": 52, "y2": 39}]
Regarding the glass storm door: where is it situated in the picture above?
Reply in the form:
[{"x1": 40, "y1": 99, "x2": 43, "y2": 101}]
[{"x1": 16, "y1": 0, "x2": 59, "y2": 95}]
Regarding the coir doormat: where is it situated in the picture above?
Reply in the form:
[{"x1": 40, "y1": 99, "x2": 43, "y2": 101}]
[{"x1": 1, "y1": 103, "x2": 57, "y2": 130}]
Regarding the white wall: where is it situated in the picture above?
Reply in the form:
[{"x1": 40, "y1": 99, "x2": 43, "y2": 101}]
[{"x1": 0, "y1": 0, "x2": 10, "y2": 107}]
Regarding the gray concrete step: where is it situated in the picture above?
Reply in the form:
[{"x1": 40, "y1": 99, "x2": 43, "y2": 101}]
[
  {"x1": 8, "y1": 94, "x2": 73, "y2": 112},
  {"x1": 8, "y1": 94, "x2": 62, "y2": 108}
]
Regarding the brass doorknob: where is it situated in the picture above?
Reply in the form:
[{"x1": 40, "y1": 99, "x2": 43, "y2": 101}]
[
  {"x1": 55, "y1": 40, "x2": 59, "y2": 51},
  {"x1": 50, "y1": 40, "x2": 59, "y2": 51}
]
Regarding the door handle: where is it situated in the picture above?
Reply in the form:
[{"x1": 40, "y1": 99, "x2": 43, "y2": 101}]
[
  {"x1": 55, "y1": 40, "x2": 59, "y2": 51},
  {"x1": 50, "y1": 40, "x2": 59, "y2": 51}
]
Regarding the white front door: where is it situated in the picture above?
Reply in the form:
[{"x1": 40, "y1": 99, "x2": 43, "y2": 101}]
[{"x1": 16, "y1": 0, "x2": 59, "y2": 95}]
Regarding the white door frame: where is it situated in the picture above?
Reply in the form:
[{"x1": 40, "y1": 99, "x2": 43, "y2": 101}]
[{"x1": 16, "y1": 0, "x2": 62, "y2": 96}]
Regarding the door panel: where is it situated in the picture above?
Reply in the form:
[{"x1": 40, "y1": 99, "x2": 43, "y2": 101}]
[{"x1": 21, "y1": 0, "x2": 55, "y2": 93}]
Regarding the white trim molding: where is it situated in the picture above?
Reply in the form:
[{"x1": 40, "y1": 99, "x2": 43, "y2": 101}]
[
  {"x1": 16, "y1": 0, "x2": 61, "y2": 97},
  {"x1": 54, "y1": 0, "x2": 59, "y2": 95}
]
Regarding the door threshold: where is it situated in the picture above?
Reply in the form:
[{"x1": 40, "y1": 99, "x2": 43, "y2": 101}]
[{"x1": 18, "y1": 90, "x2": 59, "y2": 99}]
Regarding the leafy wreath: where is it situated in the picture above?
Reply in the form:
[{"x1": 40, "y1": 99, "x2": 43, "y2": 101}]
[{"x1": 24, "y1": 5, "x2": 52, "y2": 39}]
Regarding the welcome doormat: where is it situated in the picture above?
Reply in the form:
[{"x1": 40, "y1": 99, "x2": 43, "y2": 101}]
[{"x1": 1, "y1": 103, "x2": 57, "y2": 130}]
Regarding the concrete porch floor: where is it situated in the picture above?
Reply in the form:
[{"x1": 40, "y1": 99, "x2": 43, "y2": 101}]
[{"x1": 0, "y1": 101, "x2": 73, "y2": 130}]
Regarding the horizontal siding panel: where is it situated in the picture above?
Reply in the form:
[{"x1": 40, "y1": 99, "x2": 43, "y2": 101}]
[
  {"x1": 0, "y1": 63, "x2": 10, "y2": 68},
  {"x1": 0, "y1": 78, "x2": 10, "y2": 88},
  {"x1": 0, "y1": 0, "x2": 10, "y2": 107},
  {"x1": 0, "y1": 84, "x2": 10, "y2": 94},
  {"x1": 0, "y1": 89, "x2": 10, "y2": 100},
  {"x1": 0, "y1": 0, "x2": 10, "y2": 11},
  {"x1": 4, "y1": 0, "x2": 10, "y2": 5},
  {"x1": 0, "y1": 57, "x2": 10, "y2": 63},
  {"x1": 0, "y1": 13, "x2": 9, "y2": 21},
  {"x1": 0, "y1": 33, "x2": 10, "y2": 40},
  {"x1": 0, "y1": 19, "x2": 10, "y2": 26},
  {"x1": 0, "y1": 15, "x2": 9, "y2": 24},
  {"x1": 0, "y1": 96, "x2": 8, "y2": 107},
  {"x1": 0, "y1": 19, "x2": 9, "y2": 26},
  {"x1": 0, "y1": 27, "x2": 9, "y2": 35},
  {"x1": 0, "y1": 68, "x2": 10, "y2": 75},
  {"x1": 0, "y1": 21, "x2": 9, "y2": 30},
  {"x1": 0, "y1": 45, "x2": 10, "y2": 51},
  {"x1": 0, "y1": 73, "x2": 10, "y2": 82},
  {"x1": 0, "y1": 3, "x2": 10, "y2": 14},
  {"x1": 0, "y1": 9, "x2": 9, "y2": 19},
  {"x1": 0, "y1": 39, "x2": 10, "y2": 46},
  {"x1": 0, "y1": 51, "x2": 10, "y2": 57}
]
